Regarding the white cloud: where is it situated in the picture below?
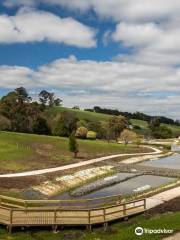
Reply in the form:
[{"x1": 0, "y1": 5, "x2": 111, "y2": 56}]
[
  {"x1": 0, "y1": 65, "x2": 34, "y2": 88},
  {"x1": 1, "y1": 56, "x2": 180, "y2": 118},
  {"x1": 4, "y1": 0, "x2": 180, "y2": 22},
  {"x1": 2, "y1": 1, "x2": 180, "y2": 118},
  {"x1": 113, "y1": 22, "x2": 162, "y2": 48},
  {"x1": 0, "y1": 8, "x2": 96, "y2": 47}
]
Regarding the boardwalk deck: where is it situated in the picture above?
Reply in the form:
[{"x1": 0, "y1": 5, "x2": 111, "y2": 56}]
[{"x1": 0, "y1": 195, "x2": 146, "y2": 233}]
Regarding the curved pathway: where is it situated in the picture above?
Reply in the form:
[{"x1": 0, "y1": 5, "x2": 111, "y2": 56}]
[{"x1": 0, "y1": 146, "x2": 161, "y2": 178}]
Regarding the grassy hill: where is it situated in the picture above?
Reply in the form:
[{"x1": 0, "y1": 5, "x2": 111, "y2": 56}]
[
  {"x1": 0, "y1": 131, "x2": 147, "y2": 173},
  {"x1": 47, "y1": 106, "x2": 111, "y2": 122},
  {"x1": 47, "y1": 107, "x2": 180, "y2": 137}
]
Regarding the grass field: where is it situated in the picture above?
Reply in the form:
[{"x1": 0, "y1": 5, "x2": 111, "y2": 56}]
[
  {"x1": 47, "y1": 106, "x2": 111, "y2": 122},
  {"x1": 0, "y1": 131, "x2": 146, "y2": 173},
  {"x1": 47, "y1": 107, "x2": 180, "y2": 137},
  {"x1": 0, "y1": 212, "x2": 179, "y2": 240}
]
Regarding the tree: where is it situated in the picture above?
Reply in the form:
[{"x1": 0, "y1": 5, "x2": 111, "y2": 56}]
[
  {"x1": 33, "y1": 117, "x2": 51, "y2": 135},
  {"x1": 39, "y1": 90, "x2": 62, "y2": 108},
  {"x1": 149, "y1": 117, "x2": 160, "y2": 130},
  {"x1": 0, "y1": 115, "x2": 11, "y2": 131},
  {"x1": 54, "y1": 98, "x2": 62, "y2": 106},
  {"x1": 51, "y1": 112, "x2": 78, "y2": 137},
  {"x1": 39, "y1": 90, "x2": 50, "y2": 106},
  {"x1": 108, "y1": 116, "x2": 128, "y2": 142},
  {"x1": 148, "y1": 117, "x2": 172, "y2": 139},
  {"x1": 15, "y1": 87, "x2": 31, "y2": 103},
  {"x1": 69, "y1": 132, "x2": 79, "y2": 158},
  {"x1": 120, "y1": 129, "x2": 137, "y2": 145},
  {"x1": 0, "y1": 88, "x2": 40, "y2": 133},
  {"x1": 38, "y1": 90, "x2": 53, "y2": 107},
  {"x1": 151, "y1": 125, "x2": 172, "y2": 139},
  {"x1": 75, "y1": 126, "x2": 88, "y2": 139}
]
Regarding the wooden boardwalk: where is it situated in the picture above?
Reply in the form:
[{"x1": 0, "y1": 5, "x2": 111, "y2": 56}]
[{"x1": 0, "y1": 195, "x2": 146, "y2": 233}]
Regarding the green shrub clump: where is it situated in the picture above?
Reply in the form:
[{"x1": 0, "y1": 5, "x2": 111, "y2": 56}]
[{"x1": 87, "y1": 131, "x2": 97, "y2": 140}]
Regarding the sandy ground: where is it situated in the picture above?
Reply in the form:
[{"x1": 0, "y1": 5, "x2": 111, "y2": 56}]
[{"x1": 0, "y1": 146, "x2": 161, "y2": 178}]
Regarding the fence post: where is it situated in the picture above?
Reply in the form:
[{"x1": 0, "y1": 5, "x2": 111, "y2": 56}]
[
  {"x1": 144, "y1": 199, "x2": 146, "y2": 210},
  {"x1": 8, "y1": 209, "x2": 13, "y2": 234},
  {"x1": 123, "y1": 203, "x2": 126, "y2": 216},
  {"x1": 86, "y1": 210, "x2": 91, "y2": 231},
  {"x1": 53, "y1": 210, "x2": 58, "y2": 232}
]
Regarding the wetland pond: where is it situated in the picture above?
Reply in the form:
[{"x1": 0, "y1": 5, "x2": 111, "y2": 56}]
[
  {"x1": 139, "y1": 153, "x2": 180, "y2": 169},
  {"x1": 53, "y1": 174, "x2": 174, "y2": 200}
]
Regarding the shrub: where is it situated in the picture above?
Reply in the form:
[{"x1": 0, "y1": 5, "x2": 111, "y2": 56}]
[
  {"x1": 75, "y1": 127, "x2": 88, "y2": 139},
  {"x1": 33, "y1": 117, "x2": 51, "y2": 135},
  {"x1": 69, "y1": 132, "x2": 79, "y2": 158},
  {"x1": 0, "y1": 115, "x2": 11, "y2": 131},
  {"x1": 87, "y1": 131, "x2": 97, "y2": 140},
  {"x1": 120, "y1": 129, "x2": 138, "y2": 144}
]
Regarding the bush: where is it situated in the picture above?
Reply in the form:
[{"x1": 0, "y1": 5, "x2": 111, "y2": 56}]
[
  {"x1": 120, "y1": 129, "x2": 137, "y2": 144},
  {"x1": 69, "y1": 132, "x2": 79, "y2": 158},
  {"x1": 51, "y1": 112, "x2": 78, "y2": 137},
  {"x1": 33, "y1": 117, "x2": 51, "y2": 135},
  {"x1": 87, "y1": 131, "x2": 97, "y2": 140},
  {"x1": 75, "y1": 127, "x2": 88, "y2": 139},
  {"x1": 0, "y1": 115, "x2": 11, "y2": 131},
  {"x1": 152, "y1": 125, "x2": 172, "y2": 139}
]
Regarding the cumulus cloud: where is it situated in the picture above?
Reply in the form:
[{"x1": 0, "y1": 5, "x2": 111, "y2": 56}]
[
  {"x1": 1, "y1": 56, "x2": 180, "y2": 118},
  {"x1": 3, "y1": 0, "x2": 180, "y2": 22},
  {"x1": 2, "y1": 1, "x2": 180, "y2": 118},
  {"x1": 0, "y1": 8, "x2": 96, "y2": 47}
]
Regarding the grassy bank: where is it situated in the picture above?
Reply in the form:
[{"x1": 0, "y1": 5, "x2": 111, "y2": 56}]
[{"x1": 0, "y1": 131, "x2": 147, "y2": 172}]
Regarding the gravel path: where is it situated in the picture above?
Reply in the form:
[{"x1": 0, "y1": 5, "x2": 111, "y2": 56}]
[
  {"x1": 146, "y1": 186, "x2": 180, "y2": 209},
  {"x1": 0, "y1": 146, "x2": 161, "y2": 178},
  {"x1": 163, "y1": 233, "x2": 180, "y2": 240}
]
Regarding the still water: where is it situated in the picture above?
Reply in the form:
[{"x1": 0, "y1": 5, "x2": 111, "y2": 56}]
[
  {"x1": 54, "y1": 175, "x2": 174, "y2": 200},
  {"x1": 139, "y1": 154, "x2": 180, "y2": 169}
]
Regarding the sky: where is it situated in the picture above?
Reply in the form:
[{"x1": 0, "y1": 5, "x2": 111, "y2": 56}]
[{"x1": 0, "y1": 1, "x2": 180, "y2": 119}]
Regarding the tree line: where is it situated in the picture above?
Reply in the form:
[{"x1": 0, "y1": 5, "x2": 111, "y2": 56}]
[
  {"x1": 85, "y1": 106, "x2": 180, "y2": 126},
  {"x1": 0, "y1": 87, "x2": 173, "y2": 141},
  {"x1": 0, "y1": 87, "x2": 132, "y2": 142}
]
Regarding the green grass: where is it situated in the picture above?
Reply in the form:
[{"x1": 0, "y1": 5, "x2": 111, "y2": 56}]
[
  {"x1": 0, "y1": 131, "x2": 143, "y2": 172},
  {"x1": 0, "y1": 212, "x2": 179, "y2": 240},
  {"x1": 47, "y1": 106, "x2": 111, "y2": 122}
]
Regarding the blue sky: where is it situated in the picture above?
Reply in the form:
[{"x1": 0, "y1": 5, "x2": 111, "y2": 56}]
[{"x1": 0, "y1": 0, "x2": 180, "y2": 119}]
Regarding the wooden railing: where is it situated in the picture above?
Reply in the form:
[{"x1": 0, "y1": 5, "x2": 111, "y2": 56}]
[
  {"x1": 0, "y1": 194, "x2": 122, "y2": 209},
  {"x1": 0, "y1": 195, "x2": 146, "y2": 233}
]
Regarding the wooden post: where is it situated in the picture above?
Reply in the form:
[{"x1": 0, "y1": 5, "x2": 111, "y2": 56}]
[
  {"x1": 103, "y1": 208, "x2": 108, "y2": 230},
  {"x1": 123, "y1": 203, "x2": 126, "y2": 216},
  {"x1": 144, "y1": 199, "x2": 146, "y2": 210},
  {"x1": 86, "y1": 210, "x2": 91, "y2": 231},
  {"x1": 53, "y1": 210, "x2": 58, "y2": 232},
  {"x1": 103, "y1": 208, "x2": 106, "y2": 223},
  {"x1": 8, "y1": 209, "x2": 13, "y2": 234}
]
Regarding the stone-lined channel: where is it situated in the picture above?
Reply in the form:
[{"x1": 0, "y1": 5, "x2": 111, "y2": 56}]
[{"x1": 53, "y1": 174, "x2": 175, "y2": 200}]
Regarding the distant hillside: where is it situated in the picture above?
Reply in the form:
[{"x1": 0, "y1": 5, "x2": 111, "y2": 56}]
[
  {"x1": 47, "y1": 106, "x2": 111, "y2": 122},
  {"x1": 47, "y1": 107, "x2": 180, "y2": 137}
]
